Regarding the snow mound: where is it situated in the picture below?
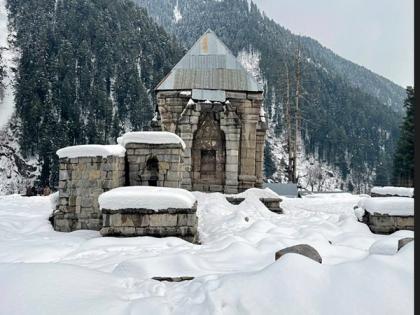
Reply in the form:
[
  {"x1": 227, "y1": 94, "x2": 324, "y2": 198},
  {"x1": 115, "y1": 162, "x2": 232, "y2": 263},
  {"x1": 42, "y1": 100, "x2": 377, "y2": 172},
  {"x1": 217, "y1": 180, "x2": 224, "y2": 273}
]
[
  {"x1": 98, "y1": 186, "x2": 196, "y2": 211},
  {"x1": 234, "y1": 187, "x2": 280, "y2": 199},
  {"x1": 371, "y1": 186, "x2": 414, "y2": 197},
  {"x1": 56, "y1": 145, "x2": 125, "y2": 159},
  {"x1": 369, "y1": 230, "x2": 414, "y2": 255},
  {"x1": 118, "y1": 131, "x2": 186, "y2": 150},
  {"x1": 0, "y1": 191, "x2": 414, "y2": 314},
  {"x1": 358, "y1": 197, "x2": 414, "y2": 216}
]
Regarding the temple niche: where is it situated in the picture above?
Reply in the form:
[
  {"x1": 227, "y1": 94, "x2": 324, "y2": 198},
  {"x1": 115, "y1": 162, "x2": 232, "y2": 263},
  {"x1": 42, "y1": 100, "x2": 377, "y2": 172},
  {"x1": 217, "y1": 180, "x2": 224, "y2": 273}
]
[
  {"x1": 155, "y1": 29, "x2": 267, "y2": 194},
  {"x1": 192, "y1": 111, "x2": 226, "y2": 192}
]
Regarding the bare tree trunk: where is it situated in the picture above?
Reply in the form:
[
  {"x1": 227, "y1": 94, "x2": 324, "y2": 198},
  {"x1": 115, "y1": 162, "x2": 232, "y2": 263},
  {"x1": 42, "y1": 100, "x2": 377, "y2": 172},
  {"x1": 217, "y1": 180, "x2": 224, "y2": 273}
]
[
  {"x1": 293, "y1": 43, "x2": 302, "y2": 184},
  {"x1": 283, "y1": 62, "x2": 293, "y2": 183}
]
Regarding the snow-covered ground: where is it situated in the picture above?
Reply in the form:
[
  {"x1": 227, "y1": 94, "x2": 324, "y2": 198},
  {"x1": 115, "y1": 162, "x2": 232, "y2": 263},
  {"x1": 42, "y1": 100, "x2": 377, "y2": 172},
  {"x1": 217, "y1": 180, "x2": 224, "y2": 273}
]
[{"x1": 0, "y1": 190, "x2": 413, "y2": 314}]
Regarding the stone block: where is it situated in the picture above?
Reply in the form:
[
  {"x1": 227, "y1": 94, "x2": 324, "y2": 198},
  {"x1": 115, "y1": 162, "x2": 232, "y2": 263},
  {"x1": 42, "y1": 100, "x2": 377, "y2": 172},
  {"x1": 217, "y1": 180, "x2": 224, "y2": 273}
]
[{"x1": 149, "y1": 214, "x2": 178, "y2": 227}]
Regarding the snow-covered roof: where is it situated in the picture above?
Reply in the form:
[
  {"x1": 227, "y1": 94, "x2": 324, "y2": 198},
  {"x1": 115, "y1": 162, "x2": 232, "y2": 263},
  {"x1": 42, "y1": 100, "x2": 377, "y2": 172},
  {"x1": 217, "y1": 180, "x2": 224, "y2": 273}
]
[
  {"x1": 155, "y1": 29, "x2": 262, "y2": 92},
  {"x1": 56, "y1": 145, "x2": 126, "y2": 159},
  {"x1": 357, "y1": 197, "x2": 414, "y2": 216},
  {"x1": 98, "y1": 186, "x2": 196, "y2": 211},
  {"x1": 371, "y1": 186, "x2": 414, "y2": 198},
  {"x1": 118, "y1": 131, "x2": 186, "y2": 150}
]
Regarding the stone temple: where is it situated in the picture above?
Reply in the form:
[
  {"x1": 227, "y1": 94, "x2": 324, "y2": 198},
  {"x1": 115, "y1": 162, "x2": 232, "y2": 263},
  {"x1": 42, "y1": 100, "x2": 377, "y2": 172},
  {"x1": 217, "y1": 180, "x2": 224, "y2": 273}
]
[
  {"x1": 52, "y1": 30, "x2": 267, "y2": 235},
  {"x1": 155, "y1": 29, "x2": 267, "y2": 194}
]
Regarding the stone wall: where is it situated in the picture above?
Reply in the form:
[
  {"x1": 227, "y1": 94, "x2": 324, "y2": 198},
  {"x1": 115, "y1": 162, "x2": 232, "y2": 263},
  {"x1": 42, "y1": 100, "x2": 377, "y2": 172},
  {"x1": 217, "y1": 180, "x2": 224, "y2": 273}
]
[
  {"x1": 125, "y1": 143, "x2": 184, "y2": 188},
  {"x1": 53, "y1": 155, "x2": 125, "y2": 231},
  {"x1": 157, "y1": 90, "x2": 266, "y2": 194},
  {"x1": 100, "y1": 204, "x2": 198, "y2": 243},
  {"x1": 362, "y1": 211, "x2": 414, "y2": 234}
]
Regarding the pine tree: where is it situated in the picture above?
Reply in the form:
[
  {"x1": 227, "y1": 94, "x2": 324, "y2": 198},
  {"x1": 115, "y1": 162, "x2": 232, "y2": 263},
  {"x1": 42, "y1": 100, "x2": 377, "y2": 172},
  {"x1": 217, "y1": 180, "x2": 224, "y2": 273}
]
[{"x1": 392, "y1": 87, "x2": 415, "y2": 187}]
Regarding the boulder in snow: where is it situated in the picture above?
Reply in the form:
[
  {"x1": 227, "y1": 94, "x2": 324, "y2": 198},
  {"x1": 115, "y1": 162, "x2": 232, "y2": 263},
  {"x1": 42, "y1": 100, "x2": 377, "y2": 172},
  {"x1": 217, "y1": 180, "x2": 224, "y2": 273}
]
[
  {"x1": 275, "y1": 244, "x2": 322, "y2": 263},
  {"x1": 398, "y1": 238, "x2": 414, "y2": 251}
]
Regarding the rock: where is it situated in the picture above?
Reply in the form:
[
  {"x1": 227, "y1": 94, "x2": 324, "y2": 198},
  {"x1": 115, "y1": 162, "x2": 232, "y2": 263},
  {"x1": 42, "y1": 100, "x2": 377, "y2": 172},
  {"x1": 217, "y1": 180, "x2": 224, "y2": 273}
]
[
  {"x1": 152, "y1": 276, "x2": 194, "y2": 282},
  {"x1": 398, "y1": 237, "x2": 414, "y2": 250},
  {"x1": 275, "y1": 244, "x2": 322, "y2": 263}
]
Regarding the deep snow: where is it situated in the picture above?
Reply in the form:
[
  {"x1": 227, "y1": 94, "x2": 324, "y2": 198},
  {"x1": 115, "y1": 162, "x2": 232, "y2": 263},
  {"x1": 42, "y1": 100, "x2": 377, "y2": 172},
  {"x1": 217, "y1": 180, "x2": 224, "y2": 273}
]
[
  {"x1": 118, "y1": 131, "x2": 186, "y2": 149},
  {"x1": 98, "y1": 186, "x2": 197, "y2": 210},
  {"x1": 56, "y1": 144, "x2": 126, "y2": 159},
  {"x1": 0, "y1": 191, "x2": 413, "y2": 314},
  {"x1": 357, "y1": 196, "x2": 414, "y2": 216}
]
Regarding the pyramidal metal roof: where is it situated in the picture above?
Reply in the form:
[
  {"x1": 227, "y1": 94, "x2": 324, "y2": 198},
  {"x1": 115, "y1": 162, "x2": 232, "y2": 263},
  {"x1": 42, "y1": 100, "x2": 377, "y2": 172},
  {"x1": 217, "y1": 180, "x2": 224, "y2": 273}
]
[{"x1": 155, "y1": 29, "x2": 262, "y2": 92}]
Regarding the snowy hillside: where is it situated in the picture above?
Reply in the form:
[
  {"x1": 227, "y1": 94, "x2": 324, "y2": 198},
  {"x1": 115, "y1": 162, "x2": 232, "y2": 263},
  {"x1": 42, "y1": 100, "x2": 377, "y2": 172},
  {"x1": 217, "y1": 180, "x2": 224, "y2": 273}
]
[
  {"x1": 0, "y1": 190, "x2": 413, "y2": 314},
  {"x1": 0, "y1": 1, "x2": 39, "y2": 195},
  {"x1": 0, "y1": 0, "x2": 16, "y2": 128},
  {"x1": 237, "y1": 47, "x2": 345, "y2": 191}
]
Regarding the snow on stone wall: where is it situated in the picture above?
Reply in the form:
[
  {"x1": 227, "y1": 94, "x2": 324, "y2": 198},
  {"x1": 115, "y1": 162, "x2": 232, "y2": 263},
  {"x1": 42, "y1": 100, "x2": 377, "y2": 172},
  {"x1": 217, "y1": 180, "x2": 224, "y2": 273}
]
[
  {"x1": 358, "y1": 197, "x2": 414, "y2": 216},
  {"x1": 371, "y1": 186, "x2": 414, "y2": 198},
  {"x1": 56, "y1": 145, "x2": 126, "y2": 159},
  {"x1": 99, "y1": 186, "x2": 196, "y2": 211},
  {"x1": 118, "y1": 131, "x2": 186, "y2": 150}
]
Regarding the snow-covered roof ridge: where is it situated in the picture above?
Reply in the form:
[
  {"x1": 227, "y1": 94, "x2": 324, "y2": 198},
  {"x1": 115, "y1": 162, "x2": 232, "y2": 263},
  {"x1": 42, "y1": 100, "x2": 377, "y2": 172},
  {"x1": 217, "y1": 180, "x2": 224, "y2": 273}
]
[
  {"x1": 118, "y1": 131, "x2": 186, "y2": 150},
  {"x1": 56, "y1": 145, "x2": 126, "y2": 159},
  {"x1": 98, "y1": 186, "x2": 196, "y2": 211},
  {"x1": 371, "y1": 186, "x2": 414, "y2": 198},
  {"x1": 357, "y1": 197, "x2": 414, "y2": 216}
]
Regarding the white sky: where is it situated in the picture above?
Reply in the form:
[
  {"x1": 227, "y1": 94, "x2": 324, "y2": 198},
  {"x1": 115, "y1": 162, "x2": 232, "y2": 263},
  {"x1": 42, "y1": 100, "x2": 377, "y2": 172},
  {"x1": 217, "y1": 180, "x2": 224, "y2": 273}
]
[{"x1": 252, "y1": 0, "x2": 414, "y2": 88}]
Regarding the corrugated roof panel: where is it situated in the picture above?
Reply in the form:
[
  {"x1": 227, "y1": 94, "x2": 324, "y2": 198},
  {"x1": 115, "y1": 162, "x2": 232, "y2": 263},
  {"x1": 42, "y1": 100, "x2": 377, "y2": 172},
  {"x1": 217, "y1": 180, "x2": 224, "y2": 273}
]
[{"x1": 156, "y1": 30, "x2": 262, "y2": 92}]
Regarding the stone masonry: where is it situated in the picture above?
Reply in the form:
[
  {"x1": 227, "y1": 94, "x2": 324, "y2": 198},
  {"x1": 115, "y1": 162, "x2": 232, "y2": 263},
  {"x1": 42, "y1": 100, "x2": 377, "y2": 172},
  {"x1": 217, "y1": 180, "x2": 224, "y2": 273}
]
[
  {"x1": 100, "y1": 203, "x2": 198, "y2": 243},
  {"x1": 155, "y1": 29, "x2": 267, "y2": 194},
  {"x1": 53, "y1": 155, "x2": 125, "y2": 231},
  {"x1": 157, "y1": 91, "x2": 266, "y2": 194},
  {"x1": 362, "y1": 211, "x2": 414, "y2": 234},
  {"x1": 125, "y1": 142, "x2": 184, "y2": 188}
]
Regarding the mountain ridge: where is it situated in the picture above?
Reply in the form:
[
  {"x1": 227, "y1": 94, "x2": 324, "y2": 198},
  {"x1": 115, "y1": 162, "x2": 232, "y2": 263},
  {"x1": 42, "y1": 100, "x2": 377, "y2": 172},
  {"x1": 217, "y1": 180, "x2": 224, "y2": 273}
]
[{"x1": 135, "y1": 0, "x2": 403, "y2": 191}]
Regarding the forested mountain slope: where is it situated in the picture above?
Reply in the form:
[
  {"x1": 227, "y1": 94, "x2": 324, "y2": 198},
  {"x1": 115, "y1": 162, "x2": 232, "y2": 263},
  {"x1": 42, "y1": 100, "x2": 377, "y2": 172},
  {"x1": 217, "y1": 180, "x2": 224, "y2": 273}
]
[
  {"x1": 0, "y1": 0, "x2": 405, "y2": 193},
  {"x1": 135, "y1": 0, "x2": 404, "y2": 191},
  {"x1": 2, "y1": 0, "x2": 183, "y2": 188}
]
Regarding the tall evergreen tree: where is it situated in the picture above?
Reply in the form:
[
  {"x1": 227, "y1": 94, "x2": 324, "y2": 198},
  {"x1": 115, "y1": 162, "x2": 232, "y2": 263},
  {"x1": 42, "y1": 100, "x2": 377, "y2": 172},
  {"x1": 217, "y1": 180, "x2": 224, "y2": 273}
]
[{"x1": 392, "y1": 87, "x2": 415, "y2": 187}]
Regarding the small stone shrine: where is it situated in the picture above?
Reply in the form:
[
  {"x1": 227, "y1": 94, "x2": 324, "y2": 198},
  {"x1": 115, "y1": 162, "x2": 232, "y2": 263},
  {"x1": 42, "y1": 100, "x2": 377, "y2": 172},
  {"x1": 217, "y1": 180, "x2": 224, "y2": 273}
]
[
  {"x1": 52, "y1": 30, "x2": 269, "y2": 238},
  {"x1": 119, "y1": 131, "x2": 185, "y2": 188},
  {"x1": 52, "y1": 132, "x2": 186, "y2": 232},
  {"x1": 155, "y1": 29, "x2": 267, "y2": 194}
]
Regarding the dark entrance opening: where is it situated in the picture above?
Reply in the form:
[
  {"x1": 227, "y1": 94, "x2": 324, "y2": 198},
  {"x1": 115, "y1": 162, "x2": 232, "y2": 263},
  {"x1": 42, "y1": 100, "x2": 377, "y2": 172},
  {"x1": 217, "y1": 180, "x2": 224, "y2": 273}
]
[
  {"x1": 146, "y1": 157, "x2": 159, "y2": 186},
  {"x1": 201, "y1": 150, "x2": 216, "y2": 175}
]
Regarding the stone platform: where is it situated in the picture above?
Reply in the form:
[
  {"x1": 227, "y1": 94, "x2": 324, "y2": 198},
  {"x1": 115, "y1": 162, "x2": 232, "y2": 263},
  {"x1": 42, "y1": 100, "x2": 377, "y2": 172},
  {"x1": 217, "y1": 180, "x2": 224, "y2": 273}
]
[
  {"x1": 357, "y1": 196, "x2": 414, "y2": 234},
  {"x1": 362, "y1": 211, "x2": 414, "y2": 234},
  {"x1": 98, "y1": 187, "x2": 199, "y2": 243}
]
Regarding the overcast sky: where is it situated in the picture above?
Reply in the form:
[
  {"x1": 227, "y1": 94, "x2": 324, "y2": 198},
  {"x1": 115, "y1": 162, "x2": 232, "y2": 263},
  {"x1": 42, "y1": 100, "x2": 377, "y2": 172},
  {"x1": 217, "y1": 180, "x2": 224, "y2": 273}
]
[{"x1": 252, "y1": 0, "x2": 413, "y2": 88}]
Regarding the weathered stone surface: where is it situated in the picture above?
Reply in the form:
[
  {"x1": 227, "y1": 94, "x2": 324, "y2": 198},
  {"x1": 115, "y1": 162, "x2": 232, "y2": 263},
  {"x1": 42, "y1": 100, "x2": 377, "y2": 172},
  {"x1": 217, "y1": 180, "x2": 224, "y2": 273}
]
[
  {"x1": 260, "y1": 197, "x2": 283, "y2": 213},
  {"x1": 156, "y1": 85, "x2": 266, "y2": 194},
  {"x1": 100, "y1": 205, "x2": 198, "y2": 243},
  {"x1": 398, "y1": 237, "x2": 414, "y2": 250},
  {"x1": 275, "y1": 244, "x2": 322, "y2": 263},
  {"x1": 53, "y1": 156, "x2": 125, "y2": 232},
  {"x1": 362, "y1": 211, "x2": 414, "y2": 234}
]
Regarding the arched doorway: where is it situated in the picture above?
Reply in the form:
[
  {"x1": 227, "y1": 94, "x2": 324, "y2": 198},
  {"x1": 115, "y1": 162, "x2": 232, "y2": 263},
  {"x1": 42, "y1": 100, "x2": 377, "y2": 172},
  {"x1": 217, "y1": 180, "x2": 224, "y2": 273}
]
[{"x1": 192, "y1": 111, "x2": 225, "y2": 191}]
